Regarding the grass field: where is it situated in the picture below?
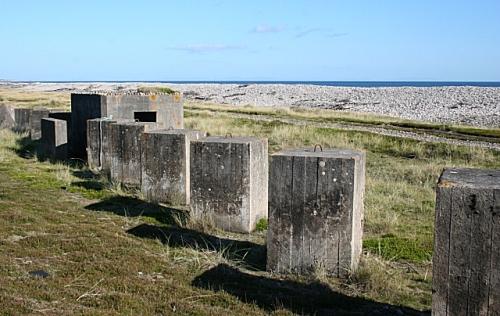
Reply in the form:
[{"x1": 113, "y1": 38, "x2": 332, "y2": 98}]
[{"x1": 1, "y1": 88, "x2": 500, "y2": 314}]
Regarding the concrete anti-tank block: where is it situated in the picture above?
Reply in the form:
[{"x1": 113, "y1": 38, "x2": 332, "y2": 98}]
[
  {"x1": 0, "y1": 104, "x2": 15, "y2": 129},
  {"x1": 49, "y1": 111, "x2": 72, "y2": 146},
  {"x1": 40, "y1": 118, "x2": 68, "y2": 160},
  {"x1": 141, "y1": 129, "x2": 206, "y2": 205},
  {"x1": 87, "y1": 118, "x2": 133, "y2": 175},
  {"x1": 109, "y1": 122, "x2": 158, "y2": 187},
  {"x1": 433, "y1": 168, "x2": 500, "y2": 316},
  {"x1": 14, "y1": 108, "x2": 32, "y2": 132},
  {"x1": 190, "y1": 136, "x2": 268, "y2": 233},
  {"x1": 29, "y1": 108, "x2": 50, "y2": 140},
  {"x1": 267, "y1": 148, "x2": 365, "y2": 278}
]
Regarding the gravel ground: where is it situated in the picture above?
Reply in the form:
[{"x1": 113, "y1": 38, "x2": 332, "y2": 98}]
[
  {"x1": 3, "y1": 82, "x2": 500, "y2": 128},
  {"x1": 168, "y1": 84, "x2": 500, "y2": 128}
]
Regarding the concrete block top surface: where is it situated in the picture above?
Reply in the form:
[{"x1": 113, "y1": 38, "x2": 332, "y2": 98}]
[
  {"x1": 143, "y1": 128, "x2": 203, "y2": 136},
  {"x1": 42, "y1": 117, "x2": 66, "y2": 124},
  {"x1": 72, "y1": 91, "x2": 182, "y2": 101},
  {"x1": 192, "y1": 136, "x2": 266, "y2": 144},
  {"x1": 272, "y1": 148, "x2": 365, "y2": 160},
  {"x1": 439, "y1": 167, "x2": 500, "y2": 189},
  {"x1": 111, "y1": 121, "x2": 158, "y2": 127},
  {"x1": 88, "y1": 118, "x2": 133, "y2": 123}
]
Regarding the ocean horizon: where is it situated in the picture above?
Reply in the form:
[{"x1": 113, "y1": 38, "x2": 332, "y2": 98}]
[{"x1": 3, "y1": 80, "x2": 500, "y2": 88}]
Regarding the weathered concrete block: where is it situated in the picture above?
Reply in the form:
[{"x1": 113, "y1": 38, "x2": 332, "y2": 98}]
[
  {"x1": 49, "y1": 111, "x2": 72, "y2": 144},
  {"x1": 87, "y1": 118, "x2": 133, "y2": 174},
  {"x1": 71, "y1": 92, "x2": 183, "y2": 158},
  {"x1": 48, "y1": 111, "x2": 71, "y2": 122},
  {"x1": 190, "y1": 136, "x2": 268, "y2": 233},
  {"x1": 29, "y1": 108, "x2": 50, "y2": 140},
  {"x1": 109, "y1": 122, "x2": 158, "y2": 187},
  {"x1": 40, "y1": 118, "x2": 68, "y2": 160},
  {"x1": 141, "y1": 129, "x2": 206, "y2": 205},
  {"x1": 0, "y1": 104, "x2": 15, "y2": 129},
  {"x1": 49, "y1": 111, "x2": 71, "y2": 128},
  {"x1": 433, "y1": 168, "x2": 500, "y2": 316},
  {"x1": 267, "y1": 148, "x2": 365, "y2": 278},
  {"x1": 14, "y1": 108, "x2": 32, "y2": 132}
]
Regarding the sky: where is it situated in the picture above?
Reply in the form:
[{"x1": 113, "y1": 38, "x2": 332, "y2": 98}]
[{"x1": 1, "y1": 0, "x2": 499, "y2": 82}]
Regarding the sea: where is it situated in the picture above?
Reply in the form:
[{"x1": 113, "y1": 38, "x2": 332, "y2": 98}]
[{"x1": 21, "y1": 81, "x2": 500, "y2": 88}]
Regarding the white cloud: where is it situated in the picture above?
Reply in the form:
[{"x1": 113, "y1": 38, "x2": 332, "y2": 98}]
[
  {"x1": 295, "y1": 28, "x2": 347, "y2": 39},
  {"x1": 166, "y1": 44, "x2": 245, "y2": 53},
  {"x1": 252, "y1": 24, "x2": 285, "y2": 34}
]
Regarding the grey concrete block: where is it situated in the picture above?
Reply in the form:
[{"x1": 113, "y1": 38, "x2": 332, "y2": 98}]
[
  {"x1": 141, "y1": 129, "x2": 206, "y2": 205},
  {"x1": 433, "y1": 168, "x2": 500, "y2": 316},
  {"x1": 190, "y1": 136, "x2": 268, "y2": 233},
  {"x1": 87, "y1": 118, "x2": 133, "y2": 175},
  {"x1": 29, "y1": 108, "x2": 50, "y2": 140},
  {"x1": 267, "y1": 148, "x2": 365, "y2": 278},
  {"x1": 0, "y1": 104, "x2": 15, "y2": 129},
  {"x1": 14, "y1": 108, "x2": 32, "y2": 132},
  {"x1": 70, "y1": 92, "x2": 183, "y2": 159},
  {"x1": 40, "y1": 118, "x2": 68, "y2": 160},
  {"x1": 109, "y1": 122, "x2": 158, "y2": 187},
  {"x1": 49, "y1": 111, "x2": 72, "y2": 144},
  {"x1": 48, "y1": 111, "x2": 71, "y2": 122}
]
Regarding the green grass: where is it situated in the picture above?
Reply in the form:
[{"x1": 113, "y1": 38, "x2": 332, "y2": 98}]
[
  {"x1": 185, "y1": 102, "x2": 500, "y2": 142},
  {"x1": 255, "y1": 218, "x2": 268, "y2": 232},
  {"x1": 363, "y1": 236, "x2": 433, "y2": 262}
]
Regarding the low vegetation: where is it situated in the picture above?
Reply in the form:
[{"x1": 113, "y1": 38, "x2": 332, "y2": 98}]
[
  {"x1": 137, "y1": 86, "x2": 178, "y2": 95},
  {"x1": 185, "y1": 102, "x2": 500, "y2": 142},
  {"x1": 0, "y1": 88, "x2": 69, "y2": 109},
  {"x1": 1, "y1": 88, "x2": 500, "y2": 314}
]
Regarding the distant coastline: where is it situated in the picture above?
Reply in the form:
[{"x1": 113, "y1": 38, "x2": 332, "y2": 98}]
[{"x1": 2, "y1": 80, "x2": 500, "y2": 88}]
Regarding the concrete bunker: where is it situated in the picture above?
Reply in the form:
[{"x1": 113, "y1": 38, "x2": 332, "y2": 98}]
[{"x1": 70, "y1": 92, "x2": 183, "y2": 159}]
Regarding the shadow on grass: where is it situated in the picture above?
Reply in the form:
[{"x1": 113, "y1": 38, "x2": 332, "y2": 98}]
[
  {"x1": 192, "y1": 264, "x2": 429, "y2": 316},
  {"x1": 11, "y1": 135, "x2": 85, "y2": 165},
  {"x1": 72, "y1": 169, "x2": 97, "y2": 180},
  {"x1": 127, "y1": 223, "x2": 266, "y2": 270},
  {"x1": 85, "y1": 196, "x2": 189, "y2": 226},
  {"x1": 71, "y1": 180, "x2": 105, "y2": 191},
  {"x1": 12, "y1": 136, "x2": 39, "y2": 159}
]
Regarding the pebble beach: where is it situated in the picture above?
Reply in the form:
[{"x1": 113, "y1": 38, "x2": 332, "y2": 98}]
[{"x1": 3, "y1": 82, "x2": 500, "y2": 128}]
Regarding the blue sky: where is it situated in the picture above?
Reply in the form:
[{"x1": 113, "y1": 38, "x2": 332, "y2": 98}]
[{"x1": 1, "y1": 0, "x2": 499, "y2": 81}]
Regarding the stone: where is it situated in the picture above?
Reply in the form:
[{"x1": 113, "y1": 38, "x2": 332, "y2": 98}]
[
  {"x1": 141, "y1": 129, "x2": 206, "y2": 205},
  {"x1": 29, "y1": 108, "x2": 50, "y2": 140},
  {"x1": 109, "y1": 122, "x2": 158, "y2": 187},
  {"x1": 190, "y1": 136, "x2": 268, "y2": 233},
  {"x1": 40, "y1": 118, "x2": 68, "y2": 160},
  {"x1": 14, "y1": 108, "x2": 32, "y2": 132},
  {"x1": 70, "y1": 92, "x2": 183, "y2": 158},
  {"x1": 0, "y1": 104, "x2": 15, "y2": 129},
  {"x1": 433, "y1": 168, "x2": 500, "y2": 316},
  {"x1": 86, "y1": 118, "x2": 133, "y2": 175},
  {"x1": 266, "y1": 148, "x2": 365, "y2": 278}
]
